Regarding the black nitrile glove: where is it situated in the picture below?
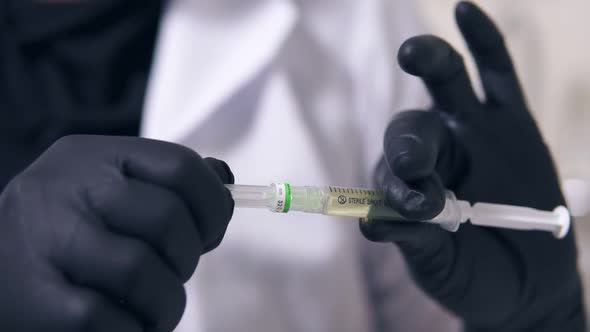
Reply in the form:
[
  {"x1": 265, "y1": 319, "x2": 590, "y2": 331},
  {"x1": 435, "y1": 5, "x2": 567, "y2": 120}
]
[
  {"x1": 0, "y1": 135, "x2": 234, "y2": 332},
  {"x1": 361, "y1": 2, "x2": 585, "y2": 331}
]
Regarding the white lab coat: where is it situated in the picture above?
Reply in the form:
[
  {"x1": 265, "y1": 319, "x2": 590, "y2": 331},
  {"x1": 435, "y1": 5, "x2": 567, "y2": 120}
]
[{"x1": 142, "y1": 0, "x2": 461, "y2": 331}]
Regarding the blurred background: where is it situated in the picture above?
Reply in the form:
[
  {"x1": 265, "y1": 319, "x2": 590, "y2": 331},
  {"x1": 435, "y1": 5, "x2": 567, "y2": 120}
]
[{"x1": 414, "y1": 0, "x2": 590, "y2": 315}]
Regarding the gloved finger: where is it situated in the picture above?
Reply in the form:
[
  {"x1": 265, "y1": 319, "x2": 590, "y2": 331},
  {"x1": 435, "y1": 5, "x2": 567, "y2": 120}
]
[
  {"x1": 46, "y1": 283, "x2": 142, "y2": 332},
  {"x1": 397, "y1": 35, "x2": 481, "y2": 115},
  {"x1": 380, "y1": 110, "x2": 455, "y2": 219},
  {"x1": 380, "y1": 169, "x2": 446, "y2": 220},
  {"x1": 203, "y1": 157, "x2": 235, "y2": 184},
  {"x1": 383, "y1": 111, "x2": 450, "y2": 181},
  {"x1": 360, "y1": 218, "x2": 448, "y2": 254},
  {"x1": 362, "y1": 220, "x2": 523, "y2": 321},
  {"x1": 455, "y1": 1, "x2": 526, "y2": 108},
  {"x1": 87, "y1": 178, "x2": 203, "y2": 283},
  {"x1": 200, "y1": 158, "x2": 235, "y2": 251},
  {"x1": 96, "y1": 136, "x2": 234, "y2": 249},
  {"x1": 55, "y1": 221, "x2": 186, "y2": 332},
  {"x1": 360, "y1": 218, "x2": 469, "y2": 312}
]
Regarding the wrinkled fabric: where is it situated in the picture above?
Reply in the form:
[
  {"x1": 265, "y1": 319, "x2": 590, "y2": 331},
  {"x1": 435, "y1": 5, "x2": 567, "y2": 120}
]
[
  {"x1": 0, "y1": 0, "x2": 161, "y2": 188},
  {"x1": 144, "y1": 1, "x2": 460, "y2": 331}
]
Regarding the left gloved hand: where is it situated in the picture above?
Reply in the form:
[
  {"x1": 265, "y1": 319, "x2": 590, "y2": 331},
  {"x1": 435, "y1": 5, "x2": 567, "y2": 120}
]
[{"x1": 361, "y1": 2, "x2": 585, "y2": 331}]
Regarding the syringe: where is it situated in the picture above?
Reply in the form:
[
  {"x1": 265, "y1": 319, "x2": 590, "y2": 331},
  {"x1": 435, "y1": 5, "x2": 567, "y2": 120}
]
[{"x1": 226, "y1": 183, "x2": 571, "y2": 239}]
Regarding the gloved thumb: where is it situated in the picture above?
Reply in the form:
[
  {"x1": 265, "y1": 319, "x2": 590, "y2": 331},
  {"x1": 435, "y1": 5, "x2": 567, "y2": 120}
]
[{"x1": 203, "y1": 157, "x2": 235, "y2": 184}]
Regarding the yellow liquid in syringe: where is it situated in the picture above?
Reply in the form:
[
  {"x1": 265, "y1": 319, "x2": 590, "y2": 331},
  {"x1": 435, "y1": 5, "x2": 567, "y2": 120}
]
[{"x1": 323, "y1": 186, "x2": 404, "y2": 221}]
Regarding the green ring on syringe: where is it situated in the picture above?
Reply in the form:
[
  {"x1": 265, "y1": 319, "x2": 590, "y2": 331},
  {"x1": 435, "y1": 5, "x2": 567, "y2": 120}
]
[
  {"x1": 272, "y1": 183, "x2": 292, "y2": 213},
  {"x1": 283, "y1": 183, "x2": 291, "y2": 213}
]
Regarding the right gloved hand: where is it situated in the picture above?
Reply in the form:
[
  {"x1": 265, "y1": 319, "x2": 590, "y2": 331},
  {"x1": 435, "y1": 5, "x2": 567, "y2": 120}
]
[
  {"x1": 361, "y1": 2, "x2": 584, "y2": 331},
  {"x1": 0, "y1": 135, "x2": 235, "y2": 332}
]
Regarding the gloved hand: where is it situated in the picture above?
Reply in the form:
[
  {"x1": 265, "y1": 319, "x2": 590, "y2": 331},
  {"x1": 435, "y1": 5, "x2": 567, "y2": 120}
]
[
  {"x1": 0, "y1": 135, "x2": 234, "y2": 332},
  {"x1": 361, "y1": 2, "x2": 585, "y2": 331}
]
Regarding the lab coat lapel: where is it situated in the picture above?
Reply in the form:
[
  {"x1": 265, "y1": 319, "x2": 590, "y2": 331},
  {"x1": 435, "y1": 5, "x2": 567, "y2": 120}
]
[{"x1": 141, "y1": 0, "x2": 298, "y2": 142}]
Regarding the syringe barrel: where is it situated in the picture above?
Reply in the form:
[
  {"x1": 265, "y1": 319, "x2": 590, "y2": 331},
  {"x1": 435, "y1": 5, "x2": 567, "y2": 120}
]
[
  {"x1": 289, "y1": 186, "x2": 325, "y2": 213},
  {"x1": 226, "y1": 184, "x2": 467, "y2": 232},
  {"x1": 290, "y1": 185, "x2": 466, "y2": 232}
]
